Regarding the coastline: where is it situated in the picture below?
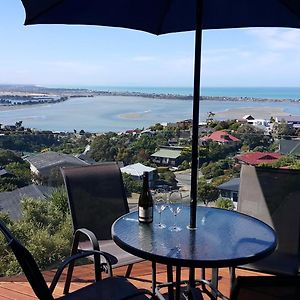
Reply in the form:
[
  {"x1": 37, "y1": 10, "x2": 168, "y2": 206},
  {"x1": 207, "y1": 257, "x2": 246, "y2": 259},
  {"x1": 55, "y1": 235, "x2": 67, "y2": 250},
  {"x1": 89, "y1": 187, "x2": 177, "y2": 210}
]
[{"x1": 0, "y1": 95, "x2": 294, "y2": 121}]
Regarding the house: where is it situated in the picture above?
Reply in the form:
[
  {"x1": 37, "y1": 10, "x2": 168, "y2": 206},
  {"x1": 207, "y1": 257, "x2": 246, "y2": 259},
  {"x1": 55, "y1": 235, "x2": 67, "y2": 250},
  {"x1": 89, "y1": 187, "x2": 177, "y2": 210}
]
[
  {"x1": 25, "y1": 151, "x2": 88, "y2": 179},
  {"x1": 217, "y1": 177, "x2": 240, "y2": 208},
  {"x1": 120, "y1": 163, "x2": 156, "y2": 187},
  {"x1": 275, "y1": 115, "x2": 300, "y2": 128},
  {"x1": 0, "y1": 184, "x2": 54, "y2": 220},
  {"x1": 197, "y1": 124, "x2": 215, "y2": 136},
  {"x1": 151, "y1": 146, "x2": 184, "y2": 167},
  {"x1": 241, "y1": 115, "x2": 270, "y2": 132},
  {"x1": 0, "y1": 168, "x2": 15, "y2": 179},
  {"x1": 176, "y1": 119, "x2": 192, "y2": 129},
  {"x1": 200, "y1": 130, "x2": 240, "y2": 146},
  {"x1": 124, "y1": 129, "x2": 142, "y2": 135},
  {"x1": 279, "y1": 139, "x2": 300, "y2": 156},
  {"x1": 242, "y1": 115, "x2": 255, "y2": 123},
  {"x1": 234, "y1": 152, "x2": 282, "y2": 166},
  {"x1": 140, "y1": 129, "x2": 155, "y2": 136}
]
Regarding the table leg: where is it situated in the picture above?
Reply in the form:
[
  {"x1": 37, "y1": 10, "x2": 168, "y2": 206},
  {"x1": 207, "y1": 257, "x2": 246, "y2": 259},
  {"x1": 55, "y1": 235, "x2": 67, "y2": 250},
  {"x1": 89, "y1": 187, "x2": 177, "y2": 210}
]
[
  {"x1": 152, "y1": 262, "x2": 156, "y2": 296},
  {"x1": 189, "y1": 267, "x2": 195, "y2": 288},
  {"x1": 167, "y1": 264, "x2": 174, "y2": 299},
  {"x1": 175, "y1": 266, "x2": 181, "y2": 300},
  {"x1": 211, "y1": 268, "x2": 219, "y2": 300}
]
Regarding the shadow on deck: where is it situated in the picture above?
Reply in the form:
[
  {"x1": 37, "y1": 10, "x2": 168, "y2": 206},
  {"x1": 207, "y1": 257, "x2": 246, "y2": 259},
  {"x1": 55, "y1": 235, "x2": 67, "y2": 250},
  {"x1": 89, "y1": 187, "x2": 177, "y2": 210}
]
[{"x1": 0, "y1": 261, "x2": 265, "y2": 299}]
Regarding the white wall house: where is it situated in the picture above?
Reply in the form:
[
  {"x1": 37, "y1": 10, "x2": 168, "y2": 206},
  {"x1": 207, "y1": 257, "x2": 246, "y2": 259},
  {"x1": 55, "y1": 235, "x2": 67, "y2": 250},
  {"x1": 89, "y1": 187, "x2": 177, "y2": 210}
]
[{"x1": 120, "y1": 163, "x2": 156, "y2": 187}]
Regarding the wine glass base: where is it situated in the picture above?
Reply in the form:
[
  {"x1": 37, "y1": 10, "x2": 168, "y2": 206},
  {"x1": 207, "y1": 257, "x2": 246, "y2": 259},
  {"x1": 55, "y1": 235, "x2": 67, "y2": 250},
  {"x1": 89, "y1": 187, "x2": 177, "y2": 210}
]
[
  {"x1": 169, "y1": 226, "x2": 182, "y2": 232},
  {"x1": 154, "y1": 223, "x2": 166, "y2": 229}
]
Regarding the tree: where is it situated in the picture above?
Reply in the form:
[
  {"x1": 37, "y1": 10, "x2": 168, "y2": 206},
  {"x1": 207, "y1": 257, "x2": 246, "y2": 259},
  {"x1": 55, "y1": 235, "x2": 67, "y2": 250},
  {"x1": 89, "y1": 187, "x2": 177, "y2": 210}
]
[
  {"x1": 236, "y1": 124, "x2": 270, "y2": 150},
  {"x1": 197, "y1": 178, "x2": 219, "y2": 206},
  {"x1": 215, "y1": 198, "x2": 235, "y2": 210},
  {"x1": 90, "y1": 133, "x2": 118, "y2": 161},
  {"x1": 206, "y1": 111, "x2": 215, "y2": 125},
  {"x1": 272, "y1": 122, "x2": 295, "y2": 138},
  {"x1": 122, "y1": 173, "x2": 142, "y2": 196}
]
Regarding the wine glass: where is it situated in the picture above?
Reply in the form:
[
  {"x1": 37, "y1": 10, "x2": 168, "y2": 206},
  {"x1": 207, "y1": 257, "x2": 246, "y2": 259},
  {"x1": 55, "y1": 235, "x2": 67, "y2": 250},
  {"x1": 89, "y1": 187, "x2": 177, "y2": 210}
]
[
  {"x1": 168, "y1": 190, "x2": 183, "y2": 232},
  {"x1": 153, "y1": 189, "x2": 167, "y2": 228}
]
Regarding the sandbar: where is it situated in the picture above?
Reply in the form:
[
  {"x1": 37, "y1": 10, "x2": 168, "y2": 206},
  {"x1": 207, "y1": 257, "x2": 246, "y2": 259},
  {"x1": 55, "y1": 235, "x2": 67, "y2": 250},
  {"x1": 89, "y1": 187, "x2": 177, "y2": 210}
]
[{"x1": 214, "y1": 106, "x2": 289, "y2": 120}]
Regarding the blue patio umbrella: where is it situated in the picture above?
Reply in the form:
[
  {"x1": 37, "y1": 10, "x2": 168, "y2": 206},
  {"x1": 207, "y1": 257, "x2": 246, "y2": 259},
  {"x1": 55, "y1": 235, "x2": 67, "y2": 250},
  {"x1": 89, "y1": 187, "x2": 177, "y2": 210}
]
[{"x1": 20, "y1": 0, "x2": 300, "y2": 229}]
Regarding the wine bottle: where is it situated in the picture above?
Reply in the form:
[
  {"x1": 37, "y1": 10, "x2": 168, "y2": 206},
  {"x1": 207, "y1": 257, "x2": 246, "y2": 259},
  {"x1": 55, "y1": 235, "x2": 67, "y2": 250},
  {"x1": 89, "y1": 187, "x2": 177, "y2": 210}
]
[{"x1": 138, "y1": 171, "x2": 153, "y2": 223}]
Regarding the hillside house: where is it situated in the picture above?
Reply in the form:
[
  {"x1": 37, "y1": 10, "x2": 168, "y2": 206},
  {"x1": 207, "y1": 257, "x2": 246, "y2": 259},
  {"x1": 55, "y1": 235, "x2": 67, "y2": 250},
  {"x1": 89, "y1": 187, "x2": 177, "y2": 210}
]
[
  {"x1": 151, "y1": 146, "x2": 183, "y2": 167},
  {"x1": 234, "y1": 152, "x2": 282, "y2": 166},
  {"x1": 275, "y1": 115, "x2": 300, "y2": 129},
  {"x1": 25, "y1": 151, "x2": 87, "y2": 180},
  {"x1": 217, "y1": 177, "x2": 240, "y2": 208},
  {"x1": 0, "y1": 184, "x2": 54, "y2": 220},
  {"x1": 279, "y1": 139, "x2": 300, "y2": 156},
  {"x1": 200, "y1": 130, "x2": 240, "y2": 147},
  {"x1": 121, "y1": 163, "x2": 156, "y2": 187}
]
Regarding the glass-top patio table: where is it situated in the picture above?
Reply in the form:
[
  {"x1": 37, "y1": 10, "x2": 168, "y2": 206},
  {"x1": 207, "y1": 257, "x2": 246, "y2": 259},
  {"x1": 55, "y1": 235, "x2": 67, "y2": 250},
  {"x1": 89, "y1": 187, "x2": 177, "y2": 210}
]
[{"x1": 112, "y1": 205, "x2": 277, "y2": 299}]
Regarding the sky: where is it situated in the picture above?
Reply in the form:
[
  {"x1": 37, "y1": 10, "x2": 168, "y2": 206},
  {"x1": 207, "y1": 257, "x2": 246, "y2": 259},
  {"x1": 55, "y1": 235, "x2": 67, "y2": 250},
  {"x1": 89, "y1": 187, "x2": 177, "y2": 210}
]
[{"x1": 1, "y1": 1, "x2": 300, "y2": 88}]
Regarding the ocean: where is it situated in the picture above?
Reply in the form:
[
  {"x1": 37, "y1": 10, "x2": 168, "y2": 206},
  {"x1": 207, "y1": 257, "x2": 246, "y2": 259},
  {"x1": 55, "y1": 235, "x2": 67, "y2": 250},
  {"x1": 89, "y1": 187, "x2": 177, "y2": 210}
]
[
  {"x1": 1, "y1": 86, "x2": 300, "y2": 132},
  {"x1": 49, "y1": 85, "x2": 300, "y2": 100}
]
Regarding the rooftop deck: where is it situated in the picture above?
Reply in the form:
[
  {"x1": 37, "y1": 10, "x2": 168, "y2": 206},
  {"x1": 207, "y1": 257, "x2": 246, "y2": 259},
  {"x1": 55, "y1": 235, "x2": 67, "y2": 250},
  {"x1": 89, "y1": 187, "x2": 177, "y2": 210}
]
[{"x1": 0, "y1": 261, "x2": 265, "y2": 299}]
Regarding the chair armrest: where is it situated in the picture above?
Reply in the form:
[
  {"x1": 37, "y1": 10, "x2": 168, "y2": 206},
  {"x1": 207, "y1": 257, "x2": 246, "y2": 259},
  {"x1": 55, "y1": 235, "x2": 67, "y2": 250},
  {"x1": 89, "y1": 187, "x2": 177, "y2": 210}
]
[
  {"x1": 49, "y1": 250, "x2": 113, "y2": 292},
  {"x1": 72, "y1": 228, "x2": 100, "y2": 252}
]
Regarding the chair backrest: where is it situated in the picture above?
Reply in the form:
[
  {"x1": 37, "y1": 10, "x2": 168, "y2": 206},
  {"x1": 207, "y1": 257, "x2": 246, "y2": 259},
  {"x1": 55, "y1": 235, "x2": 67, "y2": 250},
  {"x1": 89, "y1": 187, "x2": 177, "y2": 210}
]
[
  {"x1": 0, "y1": 221, "x2": 53, "y2": 300},
  {"x1": 231, "y1": 275, "x2": 300, "y2": 300},
  {"x1": 61, "y1": 162, "x2": 129, "y2": 240},
  {"x1": 238, "y1": 165, "x2": 300, "y2": 259}
]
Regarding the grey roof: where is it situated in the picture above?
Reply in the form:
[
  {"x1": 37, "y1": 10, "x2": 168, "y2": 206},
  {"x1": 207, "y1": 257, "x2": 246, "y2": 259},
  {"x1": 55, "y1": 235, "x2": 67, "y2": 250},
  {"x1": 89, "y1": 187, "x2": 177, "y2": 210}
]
[
  {"x1": 0, "y1": 169, "x2": 9, "y2": 176},
  {"x1": 151, "y1": 148, "x2": 182, "y2": 159},
  {"x1": 217, "y1": 178, "x2": 240, "y2": 192},
  {"x1": 279, "y1": 139, "x2": 300, "y2": 155},
  {"x1": 25, "y1": 151, "x2": 87, "y2": 171},
  {"x1": 0, "y1": 184, "x2": 54, "y2": 220},
  {"x1": 276, "y1": 115, "x2": 300, "y2": 122}
]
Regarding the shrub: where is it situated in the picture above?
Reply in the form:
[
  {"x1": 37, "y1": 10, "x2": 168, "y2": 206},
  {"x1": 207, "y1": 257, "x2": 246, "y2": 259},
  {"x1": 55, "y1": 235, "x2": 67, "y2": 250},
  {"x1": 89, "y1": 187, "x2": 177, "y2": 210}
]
[
  {"x1": 0, "y1": 189, "x2": 72, "y2": 277},
  {"x1": 215, "y1": 198, "x2": 235, "y2": 210}
]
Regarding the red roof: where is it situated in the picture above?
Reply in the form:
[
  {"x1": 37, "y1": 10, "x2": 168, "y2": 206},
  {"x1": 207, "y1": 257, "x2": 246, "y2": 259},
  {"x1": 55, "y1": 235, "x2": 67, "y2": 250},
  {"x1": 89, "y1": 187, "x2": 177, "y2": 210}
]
[
  {"x1": 201, "y1": 130, "x2": 240, "y2": 143},
  {"x1": 235, "y1": 152, "x2": 282, "y2": 165}
]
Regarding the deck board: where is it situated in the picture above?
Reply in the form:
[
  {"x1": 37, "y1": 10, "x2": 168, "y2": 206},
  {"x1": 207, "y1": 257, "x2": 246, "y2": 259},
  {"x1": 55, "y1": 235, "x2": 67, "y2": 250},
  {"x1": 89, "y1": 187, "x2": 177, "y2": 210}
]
[{"x1": 0, "y1": 261, "x2": 265, "y2": 299}]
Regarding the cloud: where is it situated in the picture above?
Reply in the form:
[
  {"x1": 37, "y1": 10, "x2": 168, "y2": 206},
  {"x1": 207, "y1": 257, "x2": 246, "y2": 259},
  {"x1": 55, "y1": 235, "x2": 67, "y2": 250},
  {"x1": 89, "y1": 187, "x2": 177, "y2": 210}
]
[
  {"x1": 246, "y1": 28, "x2": 300, "y2": 50},
  {"x1": 132, "y1": 55, "x2": 156, "y2": 62}
]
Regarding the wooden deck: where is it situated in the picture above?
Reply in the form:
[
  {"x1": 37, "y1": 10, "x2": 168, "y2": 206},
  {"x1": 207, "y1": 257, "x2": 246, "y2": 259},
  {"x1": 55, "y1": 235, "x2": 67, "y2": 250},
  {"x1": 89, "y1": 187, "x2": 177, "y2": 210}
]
[{"x1": 0, "y1": 261, "x2": 266, "y2": 299}]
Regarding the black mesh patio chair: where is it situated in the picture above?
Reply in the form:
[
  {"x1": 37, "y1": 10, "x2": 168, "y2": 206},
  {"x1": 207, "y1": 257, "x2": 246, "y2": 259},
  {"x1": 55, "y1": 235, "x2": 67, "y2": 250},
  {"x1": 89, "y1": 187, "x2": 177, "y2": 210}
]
[
  {"x1": 178, "y1": 275, "x2": 300, "y2": 300},
  {"x1": 232, "y1": 165, "x2": 300, "y2": 278},
  {"x1": 61, "y1": 162, "x2": 144, "y2": 294},
  {"x1": 230, "y1": 275, "x2": 300, "y2": 300},
  {"x1": 0, "y1": 220, "x2": 152, "y2": 300}
]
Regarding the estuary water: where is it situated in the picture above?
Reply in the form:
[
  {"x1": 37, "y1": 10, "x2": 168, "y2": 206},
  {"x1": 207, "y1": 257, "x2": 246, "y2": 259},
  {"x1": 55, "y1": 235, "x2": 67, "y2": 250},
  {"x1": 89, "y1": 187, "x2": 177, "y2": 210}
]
[{"x1": 1, "y1": 94, "x2": 300, "y2": 132}]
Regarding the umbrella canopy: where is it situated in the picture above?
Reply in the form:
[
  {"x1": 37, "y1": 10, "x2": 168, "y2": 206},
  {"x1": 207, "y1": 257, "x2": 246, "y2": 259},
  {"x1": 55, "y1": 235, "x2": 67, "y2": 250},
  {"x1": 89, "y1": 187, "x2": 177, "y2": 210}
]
[
  {"x1": 20, "y1": 0, "x2": 300, "y2": 229},
  {"x1": 21, "y1": 0, "x2": 300, "y2": 34}
]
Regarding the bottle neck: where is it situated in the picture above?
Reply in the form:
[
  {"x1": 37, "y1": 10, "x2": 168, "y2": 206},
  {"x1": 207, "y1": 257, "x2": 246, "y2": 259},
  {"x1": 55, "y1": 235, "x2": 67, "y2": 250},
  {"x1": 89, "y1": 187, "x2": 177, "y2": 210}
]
[{"x1": 142, "y1": 173, "x2": 149, "y2": 190}]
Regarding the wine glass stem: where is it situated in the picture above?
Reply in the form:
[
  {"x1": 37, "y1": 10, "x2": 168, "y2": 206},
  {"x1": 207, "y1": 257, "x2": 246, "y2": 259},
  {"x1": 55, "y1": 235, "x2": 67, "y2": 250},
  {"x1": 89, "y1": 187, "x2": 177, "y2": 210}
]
[
  {"x1": 173, "y1": 214, "x2": 176, "y2": 228},
  {"x1": 159, "y1": 212, "x2": 162, "y2": 226}
]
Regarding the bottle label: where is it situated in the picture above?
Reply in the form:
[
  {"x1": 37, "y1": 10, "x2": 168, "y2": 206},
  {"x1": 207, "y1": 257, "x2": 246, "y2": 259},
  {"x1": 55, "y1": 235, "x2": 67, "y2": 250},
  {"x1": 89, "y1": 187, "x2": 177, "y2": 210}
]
[{"x1": 138, "y1": 207, "x2": 153, "y2": 223}]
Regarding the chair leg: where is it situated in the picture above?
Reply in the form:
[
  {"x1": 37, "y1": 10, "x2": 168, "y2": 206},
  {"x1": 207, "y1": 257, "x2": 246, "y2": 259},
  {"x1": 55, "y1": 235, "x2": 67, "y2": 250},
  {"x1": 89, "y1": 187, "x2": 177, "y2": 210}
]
[
  {"x1": 64, "y1": 234, "x2": 81, "y2": 294},
  {"x1": 125, "y1": 264, "x2": 133, "y2": 277}
]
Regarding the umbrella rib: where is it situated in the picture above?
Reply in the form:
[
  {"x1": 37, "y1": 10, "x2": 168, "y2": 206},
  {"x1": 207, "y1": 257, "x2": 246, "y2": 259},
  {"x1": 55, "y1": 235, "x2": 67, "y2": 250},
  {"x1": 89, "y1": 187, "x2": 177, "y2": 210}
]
[
  {"x1": 25, "y1": 0, "x2": 65, "y2": 25},
  {"x1": 155, "y1": 0, "x2": 173, "y2": 35}
]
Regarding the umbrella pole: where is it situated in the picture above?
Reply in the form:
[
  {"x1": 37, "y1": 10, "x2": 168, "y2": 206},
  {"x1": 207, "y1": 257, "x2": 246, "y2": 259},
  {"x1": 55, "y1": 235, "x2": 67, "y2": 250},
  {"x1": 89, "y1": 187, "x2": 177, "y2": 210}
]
[{"x1": 189, "y1": 0, "x2": 203, "y2": 230}]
